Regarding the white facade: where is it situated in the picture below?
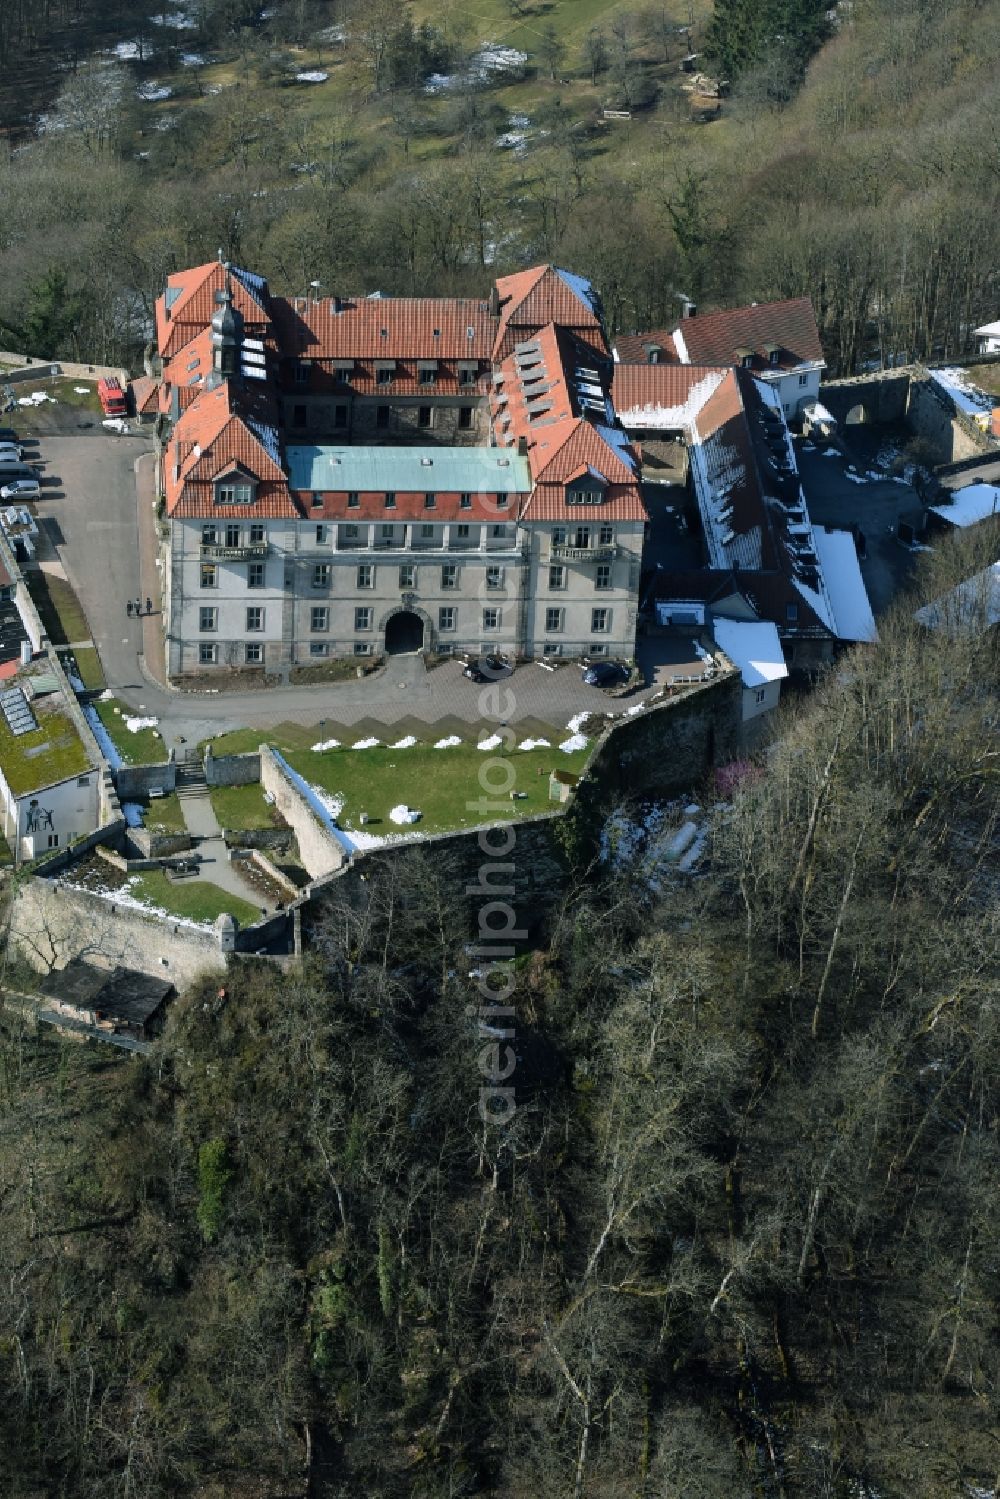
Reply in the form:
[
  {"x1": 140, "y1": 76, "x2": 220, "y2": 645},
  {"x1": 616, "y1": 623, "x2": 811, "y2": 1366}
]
[
  {"x1": 167, "y1": 514, "x2": 645, "y2": 673},
  {"x1": 0, "y1": 764, "x2": 101, "y2": 861},
  {"x1": 759, "y1": 364, "x2": 823, "y2": 419}
]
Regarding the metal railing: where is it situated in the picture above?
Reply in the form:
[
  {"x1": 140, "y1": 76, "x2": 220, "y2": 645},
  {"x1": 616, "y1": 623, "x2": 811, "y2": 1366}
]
[
  {"x1": 551, "y1": 543, "x2": 617, "y2": 563},
  {"x1": 200, "y1": 543, "x2": 269, "y2": 561}
]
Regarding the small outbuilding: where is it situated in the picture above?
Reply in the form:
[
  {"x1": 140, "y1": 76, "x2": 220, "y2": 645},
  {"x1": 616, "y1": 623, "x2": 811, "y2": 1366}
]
[{"x1": 37, "y1": 961, "x2": 174, "y2": 1041}]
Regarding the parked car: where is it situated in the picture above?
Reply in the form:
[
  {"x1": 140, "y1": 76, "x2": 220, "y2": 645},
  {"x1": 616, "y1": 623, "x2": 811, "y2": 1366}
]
[
  {"x1": 0, "y1": 428, "x2": 20, "y2": 444},
  {"x1": 0, "y1": 442, "x2": 23, "y2": 460},
  {"x1": 0, "y1": 479, "x2": 41, "y2": 500},
  {"x1": 583, "y1": 660, "x2": 630, "y2": 688},
  {"x1": 463, "y1": 653, "x2": 514, "y2": 683}
]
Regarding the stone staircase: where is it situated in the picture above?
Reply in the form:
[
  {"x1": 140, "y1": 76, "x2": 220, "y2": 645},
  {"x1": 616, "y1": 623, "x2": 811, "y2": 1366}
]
[{"x1": 175, "y1": 762, "x2": 208, "y2": 798}]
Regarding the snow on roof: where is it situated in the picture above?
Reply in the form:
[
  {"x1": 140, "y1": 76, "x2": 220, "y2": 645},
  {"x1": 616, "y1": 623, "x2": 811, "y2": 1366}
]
[
  {"x1": 974, "y1": 320, "x2": 1000, "y2": 338},
  {"x1": 710, "y1": 617, "x2": 787, "y2": 688},
  {"x1": 929, "y1": 367, "x2": 995, "y2": 418},
  {"x1": 811, "y1": 526, "x2": 877, "y2": 642},
  {"x1": 914, "y1": 561, "x2": 1000, "y2": 635},
  {"x1": 615, "y1": 369, "x2": 724, "y2": 429},
  {"x1": 930, "y1": 482, "x2": 1000, "y2": 528}
]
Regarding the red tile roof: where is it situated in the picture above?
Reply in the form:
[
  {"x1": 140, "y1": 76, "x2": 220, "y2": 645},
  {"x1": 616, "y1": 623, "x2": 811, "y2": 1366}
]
[
  {"x1": 611, "y1": 364, "x2": 727, "y2": 427},
  {"x1": 129, "y1": 376, "x2": 160, "y2": 416},
  {"x1": 270, "y1": 295, "x2": 496, "y2": 362},
  {"x1": 613, "y1": 330, "x2": 681, "y2": 364},
  {"x1": 155, "y1": 261, "x2": 271, "y2": 360},
  {"x1": 674, "y1": 297, "x2": 824, "y2": 370},
  {"x1": 164, "y1": 383, "x2": 297, "y2": 519},
  {"x1": 493, "y1": 265, "x2": 606, "y2": 360}
]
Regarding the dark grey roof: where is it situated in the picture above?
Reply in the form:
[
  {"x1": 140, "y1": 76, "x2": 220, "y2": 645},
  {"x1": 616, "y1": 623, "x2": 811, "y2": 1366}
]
[{"x1": 38, "y1": 960, "x2": 174, "y2": 1027}]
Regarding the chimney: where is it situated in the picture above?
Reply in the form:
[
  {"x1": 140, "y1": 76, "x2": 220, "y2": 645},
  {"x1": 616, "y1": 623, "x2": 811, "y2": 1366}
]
[
  {"x1": 488, "y1": 285, "x2": 500, "y2": 317},
  {"x1": 19, "y1": 639, "x2": 31, "y2": 667},
  {"x1": 681, "y1": 299, "x2": 697, "y2": 319}
]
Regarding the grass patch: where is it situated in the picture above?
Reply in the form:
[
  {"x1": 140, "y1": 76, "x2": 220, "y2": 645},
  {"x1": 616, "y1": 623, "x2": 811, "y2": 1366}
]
[
  {"x1": 65, "y1": 645, "x2": 105, "y2": 691},
  {"x1": 25, "y1": 571, "x2": 90, "y2": 647},
  {"x1": 202, "y1": 722, "x2": 319, "y2": 757},
  {"x1": 130, "y1": 870, "x2": 260, "y2": 928},
  {"x1": 145, "y1": 791, "x2": 186, "y2": 834},
  {"x1": 209, "y1": 783, "x2": 283, "y2": 832},
  {"x1": 285, "y1": 740, "x2": 592, "y2": 837},
  {"x1": 92, "y1": 699, "x2": 165, "y2": 765}
]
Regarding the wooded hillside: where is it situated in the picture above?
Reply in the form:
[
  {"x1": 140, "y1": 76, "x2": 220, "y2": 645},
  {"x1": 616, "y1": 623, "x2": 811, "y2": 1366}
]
[
  {"x1": 0, "y1": 0, "x2": 998, "y2": 373},
  {"x1": 0, "y1": 526, "x2": 997, "y2": 1496}
]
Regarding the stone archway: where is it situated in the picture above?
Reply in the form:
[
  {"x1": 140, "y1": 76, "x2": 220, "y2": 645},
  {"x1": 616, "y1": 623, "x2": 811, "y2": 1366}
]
[
  {"x1": 383, "y1": 607, "x2": 427, "y2": 655},
  {"x1": 845, "y1": 403, "x2": 867, "y2": 425}
]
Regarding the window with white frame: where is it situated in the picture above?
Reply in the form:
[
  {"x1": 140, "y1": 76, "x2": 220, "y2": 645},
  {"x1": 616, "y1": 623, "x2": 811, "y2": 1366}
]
[
  {"x1": 590, "y1": 642, "x2": 608, "y2": 656},
  {"x1": 552, "y1": 527, "x2": 567, "y2": 547},
  {"x1": 355, "y1": 606, "x2": 373, "y2": 631},
  {"x1": 245, "y1": 643, "x2": 263, "y2": 664},
  {"x1": 485, "y1": 564, "x2": 504, "y2": 589},
  {"x1": 312, "y1": 563, "x2": 330, "y2": 588},
  {"x1": 754, "y1": 687, "x2": 767, "y2": 704},
  {"x1": 246, "y1": 606, "x2": 264, "y2": 632},
  {"x1": 599, "y1": 523, "x2": 613, "y2": 545},
  {"x1": 247, "y1": 561, "x2": 265, "y2": 589},
  {"x1": 225, "y1": 524, "x2": 240, "y2": 548},
  {"x1": 424, "y1": 493, "x2": 436, "y2": 509},
  {"x1": 357, "y1": 564, "x2": 374, "y2": 589},
  {"x1": 249, "y1": 523, "x2": 265, "y2": 544},
  {"x1": 217, "y1": 479, "x2": 254, "y2": 505},
  {"x1": 202, "y1": 523, "x2": 218, "y2": 546},
  {"x1": 347, "y1": 492, "x2": 360, "y2": 509},
  {"x1": 483, "y1": 607, "x2": 501, "y2": 631},
  {"x1": 595, "y1": 564, "x2": 612, "y2": 591},
  {"x1": 459, "y1": 493, "x2": 472, "y2": 510},
  {"x1": 591, "y1": 607, "x2": 610, "y2": 633},
  {"x1": 354, "y1": 642, "x2": 373, "y2": 656},
  {"x1": 315, "y1": 521, "x2": 327, "y2": 541},
  {"x1": 545, "y1": 607, "x2": 562, "y2": 632},
  {"x1": 438, "y1": 606, "x2": 456, "y2": 631},
  {"x1": 399, "y1": 564, "x2": 414, "y2": 588},
  {"x1": 385, "y1": 492, "x2": 396, "y2": 509},
  {"x1": 798, "y1": 373, "x2": 809, "y2": 386},
  {"x1": 310, "y1": 642, "x2": 330, "y2": 657},
  {"x1": 199, "y1": 607, "x2": 217, "y2": 632},
  {"x1": 311, "y1": 606, "x2": 329, "y2": 632},
  {"x1": 199, "y1": 642, "x2": 218, "y2": 664},
  {"x1": 442, "y1": 563, "x2": 458, "y2": 589},
  {"x1": 549, "y1": 564, "x2": 565, "y2": 590},
  {"x1": 543, "y1": 641, "x2": 562, "y2": 657},
  {"x1": 200, "y1": 563, "x2": 217, "y2": 589}
]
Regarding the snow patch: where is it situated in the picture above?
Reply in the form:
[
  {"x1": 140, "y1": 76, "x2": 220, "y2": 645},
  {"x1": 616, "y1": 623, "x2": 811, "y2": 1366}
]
[
  {"x1": 559, "y1": 733, "x2": 587, "y2": 753},
  {"x1": 566, "y1": 712, "x2": 591, "y2": 734},
  {"x1": 434, "y1": 735, "x2": 462, "y2": 748},
  {"x1": 351, "y1": 736, "x2": 381, "y2": 749},
  {"x1": 390, "y1": 735, "x2": 417, "y2": 749},
  {"x1": 518, "y1": 737, "x2": 550, "y2": 750},
  {"x1": 136, "y1": 81, "x2": 173, "y2": 101},
  {"x1": 617, "y1": 370, "x2": 724, "y2": 430},
  {"x1": 73, "y1": 386, "x2": 90, "y2": 395},
  {"x1": 478, "y1": 734, "x2": 503, "y2": 750},
  {"x1": 311, "y1": 737, "x2": 341, "y2": 751},
  {"x1": 124, "y1": 715, "x2": 158, "y2": 733},
  {"x1": 19, "y1": 391, "x2": 56, "y2": 406},
  {"x1": 389, "y1": 805, "x2": 421, "y2": 826},
  {"x1": 295, "y1": 70, "x2": 329, "y2": 83}
]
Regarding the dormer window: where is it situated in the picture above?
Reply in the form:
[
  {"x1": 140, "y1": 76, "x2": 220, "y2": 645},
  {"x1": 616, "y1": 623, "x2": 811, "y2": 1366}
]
[
  {"x1": 764, "y1": 343, "x2": 782, "y2": 367},
  {"x1": 217, "y1": 477, "x2": 255, "y2": 505},
  {"x1": 736, "y1": 347, "x2": 755, "y2": 370}
]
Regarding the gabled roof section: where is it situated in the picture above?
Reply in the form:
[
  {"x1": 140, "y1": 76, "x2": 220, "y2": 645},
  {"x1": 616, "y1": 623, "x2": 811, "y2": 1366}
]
[
  {"x1": 156, "y1": 260, "x2": 272, "y2": 360},
  {"x1": 613, "y1": 329, "x2": 681, "y2": 365},
  {"x1": 674, "y1": 297, "x2": 824, "y2": 370},
  {"x1": 270, "y1": 295, "x2": 496, "y2": 361},
  {"x1": 493, "y1": 265, "x2": 606, "y2": 360},
  {"x1": 164, "y1": 382, "x2": 296, "y2": 520},
  {"x1": 612, "y1": 364, "x2": 727, "y2": 430}
]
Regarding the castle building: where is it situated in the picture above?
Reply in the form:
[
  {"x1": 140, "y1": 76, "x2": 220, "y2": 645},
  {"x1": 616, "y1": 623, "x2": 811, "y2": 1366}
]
[{"x1": 153, "y1": 260, "x2": 646, "y2": 676}]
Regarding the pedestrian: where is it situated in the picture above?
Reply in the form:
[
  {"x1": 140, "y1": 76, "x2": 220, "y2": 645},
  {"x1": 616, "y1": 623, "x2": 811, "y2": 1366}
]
[
  {"x1": 134, "y1": 597, "x2": 141, "y2": 615},
  {"x1": 145, "y1": 596, "x2": 152, "y2": 615},
  {"x1": 126, "y1": 599, "x2": 134, "y2": 617}
]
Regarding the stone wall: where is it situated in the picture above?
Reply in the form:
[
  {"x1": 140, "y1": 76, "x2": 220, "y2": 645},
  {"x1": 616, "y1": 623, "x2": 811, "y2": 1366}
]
[
  {"x1": 819, "y1": 371, "x2": 913, "y2": 427},
  {"x1": 258, "y1": 747, "x2": 347, "y2": 880},
  {"x1": 0, "y1": 353, "x2": 130, "y2": 384},
  {"x1": 906, "y1": 374, "x2": 993, "y2": 465},
  {"x1": 127, "y1": 827, "x2": 192, "y2": 859},
  {"x1": 204, "y1": 749, "x2": 261, "y2": 787},
  {"x1": 31, "y1": 818, "x2": 127, "y2": 877},
  {"x1": 116, "y1": 760, "x2": 177, "y2": 799},
  {"x1": 9, "y1": 877, "x2": 226, "y2": 987}
]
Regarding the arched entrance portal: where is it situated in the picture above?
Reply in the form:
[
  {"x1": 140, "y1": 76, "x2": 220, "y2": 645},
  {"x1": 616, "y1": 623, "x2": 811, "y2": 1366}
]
[
  {"x1": 845, "y1": 403, "x2": 867, "y2": 425},
  {"x1": 384, "y1": 609, "x2": 425, "y2": 655}
]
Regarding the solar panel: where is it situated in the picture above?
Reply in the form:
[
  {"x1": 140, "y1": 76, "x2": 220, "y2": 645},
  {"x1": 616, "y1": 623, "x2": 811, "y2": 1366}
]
[
  {"x1": 246, "y1": 417, "x2": 281, "y2": 464},
  {"x1": 0, "y1": 685, "x2": 38, "y2": 736}
]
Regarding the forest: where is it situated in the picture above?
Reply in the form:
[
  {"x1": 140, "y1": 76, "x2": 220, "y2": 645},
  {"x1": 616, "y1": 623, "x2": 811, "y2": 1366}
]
[
  {"x1": 0, "y1": 0, "x2": 998, "y2": 375},
  {"x1": 0, "y1": 522, "x2": 997, "y2": 1496}
]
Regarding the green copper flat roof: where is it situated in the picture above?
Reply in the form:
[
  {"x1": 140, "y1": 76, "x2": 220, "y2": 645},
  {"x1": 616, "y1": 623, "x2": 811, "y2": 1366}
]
[{"x1": 285, "y1": 444, "x2": 532, "y2": 495}]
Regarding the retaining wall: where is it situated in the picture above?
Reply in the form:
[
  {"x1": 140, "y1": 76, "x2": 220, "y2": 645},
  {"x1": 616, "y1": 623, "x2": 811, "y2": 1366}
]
[
  {"x1": 116, "y1": 760, "x2": 177, "y2": 799},
  {"x1": 30, "y1": 817, "x2": 126, "y2": 877},
  {"x1": 9, "y1": 878, "x2": 226, "y2": 987},
  {"x1": 906, "y1": 375, "x2": 993, "y2": 465},
  {"x1": 127, "y1": 827, "x2": 191, "y2": 859},
  {"x1": 204, "y1": 750, "x2": 261, "y2": 787},
  {"x1": 259, "y1": 747, "x2": 347, "y2": 880},
  {"x1": 1, "y1": 352, "x2": 130, "y2": 384},
  {"x1": 820, "y1": 370, "x2": 913, "y2": 427}
]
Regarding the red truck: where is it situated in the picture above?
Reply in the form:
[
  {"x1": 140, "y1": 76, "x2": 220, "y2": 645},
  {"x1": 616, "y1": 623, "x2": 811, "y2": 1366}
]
[{"x1": 97, "y1": 377, "x2": 127, "y2": 418}]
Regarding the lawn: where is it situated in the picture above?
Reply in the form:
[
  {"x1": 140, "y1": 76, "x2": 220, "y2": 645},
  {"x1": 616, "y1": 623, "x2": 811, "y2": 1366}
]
[
  {"x1": 66, "y1": 645, "x2": 105, "y2": 691},
  {"x1": 962, "y1": 364, "x2": 1000, "y2": 398},
  {"x1": 209, "y1": 782, "x2": 283, "y2": 831},
  {"x1": 285, "y1": 739, "x2": 592, "y2": 837},
  {"x1": 25, "y1": 571, "x2": 90, "y2": 647},
  {"x1": 145, "y1": 791, "x2": 186, "y2": 834},
  {"x1": 93, "y1": 698, "x2": 165, "y2": 765},
  {"x1": 130, "y1": 870, "x2": 260, "y2": 928},
  {"x1": 202, "y1": 721, "x2": 318, "y2": 756}
]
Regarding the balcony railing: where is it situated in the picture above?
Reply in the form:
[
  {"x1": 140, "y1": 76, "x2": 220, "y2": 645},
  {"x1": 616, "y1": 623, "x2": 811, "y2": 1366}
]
[
  {"x1": 201, "y1": 543, "x2": 269, "y2": 561},
  {"x1": 551, "y1": 543, "x2": 617, "y2": 563}
]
